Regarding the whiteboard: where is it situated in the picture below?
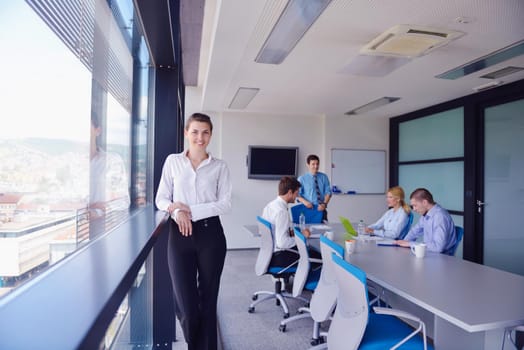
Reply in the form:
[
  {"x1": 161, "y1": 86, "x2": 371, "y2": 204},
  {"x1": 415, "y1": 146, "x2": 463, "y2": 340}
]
[{"x1": 331, "y1": 149, "x2": 386, "y2": 194}]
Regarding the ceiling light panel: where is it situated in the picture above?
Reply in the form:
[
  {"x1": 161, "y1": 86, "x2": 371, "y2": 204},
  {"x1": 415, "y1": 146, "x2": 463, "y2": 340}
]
[
  {"x1": 345, "y1": 97, "x2": 401, "y2": 115},
  {"x1": 255, "y1": 0, "x2": 333, "y2": 64},
  {"x1": 228, "y1": 88, "x2": 260, "y2": 109},
  {"x1": 436, "y1": 40, "x2": 524, "y2": 80},
  {"x1": 479, "y1": 66, "x2": 524, "y2": 79}
]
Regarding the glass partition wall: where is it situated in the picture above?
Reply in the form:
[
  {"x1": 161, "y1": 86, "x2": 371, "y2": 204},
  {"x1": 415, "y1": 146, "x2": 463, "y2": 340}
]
[
  {"x1": 391, "y1": 80, "x2": 524, "y2": 269},
  {"x1": 396, "y1": 107, "x2": 465, "y2": 257}
]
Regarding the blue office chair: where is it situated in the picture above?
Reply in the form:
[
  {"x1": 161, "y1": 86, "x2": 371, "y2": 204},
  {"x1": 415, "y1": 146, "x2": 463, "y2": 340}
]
[
  {"x1": 307, "y1": 235, "x2": 345, "y2": 348},
  {"x1": 448, "y1": 226, "x2": 464, "y2": 256},
  {"x1": 329, "y1": 253, "x2": 432, "y2": 350},
  {"x1": 279, "y1": 228, "x2": 322, "y2": 335},
  {"x1": 248, "y1": 216, "x2": 307, "y2": 319},
  {"x1": 290, "y1": 203, "x2": 324, "y2": 224},
  {"x1": 398, "y1": 211, "x2": 414, "y2": 240},
  {"x1": 502, "y1": 324, "x2": 524, "y2": 350}
]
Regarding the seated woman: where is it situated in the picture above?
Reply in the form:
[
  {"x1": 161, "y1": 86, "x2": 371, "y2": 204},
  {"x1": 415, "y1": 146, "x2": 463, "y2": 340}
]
[{"x1": 364, "y1": 186, "x2": 410, "y2": 239}]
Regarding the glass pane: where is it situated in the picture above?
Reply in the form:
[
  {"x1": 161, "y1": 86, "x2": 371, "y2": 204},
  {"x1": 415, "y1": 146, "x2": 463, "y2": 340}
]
[
  {"x1": 0, "y1": 2, "x2": 91, "y2": 295},
  {"x1": 89, "y1": 95, "x2": 131, "y2": 238},
  {"x1": 134, "y1": 37, "x2": 150, "y2": 207},
  {"x1": 399, "y1": 161, "x2": 464, "y2": 211},
  {"x1": 483, "y1": 98, "x2": 524, "y2": 276},
  {"x1": 399, "y1": 107, "x2": 464, "y2": 161},
  {"x1": 103, "y1": 259, "x2": 152, "y2": 349}
]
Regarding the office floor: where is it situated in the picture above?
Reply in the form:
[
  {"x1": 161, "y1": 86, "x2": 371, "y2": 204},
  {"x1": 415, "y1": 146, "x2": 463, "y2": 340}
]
[
  {"x1": 217, "y1": 249, "x2": 325, "y2": 350},
  {"x1": 171, "y1": 249, "x2": 326, "y2": 350}
]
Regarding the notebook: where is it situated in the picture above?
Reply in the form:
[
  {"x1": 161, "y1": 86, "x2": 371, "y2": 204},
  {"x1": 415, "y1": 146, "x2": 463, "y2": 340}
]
[
  {"x1": 376, "y1": 239, "x2": 399, "y2": 246},
  {"x1": 339, "y1": 216, "x2": 357, "y2": 237}
]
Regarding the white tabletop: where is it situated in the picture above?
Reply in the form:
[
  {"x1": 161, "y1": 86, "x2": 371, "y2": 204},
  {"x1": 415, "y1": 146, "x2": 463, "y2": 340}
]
[{"x1": 327, "y1": 232, "x2": 524, "y2": 333}]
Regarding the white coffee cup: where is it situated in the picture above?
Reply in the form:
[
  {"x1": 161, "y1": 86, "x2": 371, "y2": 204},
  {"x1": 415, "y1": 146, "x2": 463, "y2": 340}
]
[
  {"x1": 324, "y1": 231, "x2": 334, "y2": 240},
  {"x1": 411, "y1": 243, "x2": 427, "y2": 258},
  {"x1": 345, "y1": 239, "x2": 356, "y2": 256}
]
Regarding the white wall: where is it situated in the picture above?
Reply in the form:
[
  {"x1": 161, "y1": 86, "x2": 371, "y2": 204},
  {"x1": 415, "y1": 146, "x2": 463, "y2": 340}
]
[
  {"x1": 323, "y1": 115, "x2": 390, "y2": 228},
  {"x1": 215, "y1": 111, "x2": 325, "y2": 249},
  {"x1": 185, "y1": 87, "x2": 390, "y2": 248},
  {"x1": 210, "y1": 111, "x2": 390, "y2": 249}
]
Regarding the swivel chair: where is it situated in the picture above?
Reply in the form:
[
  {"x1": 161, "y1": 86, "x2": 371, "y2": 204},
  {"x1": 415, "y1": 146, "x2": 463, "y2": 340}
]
[
  {"x1": 502, "y1": 324, "x2": 524, "y2": 350},
  {"x1": 278, "y1": 228, "x2": 322, "y2": 334},
  {"x1": 329, "y1": 253, "x2": 432, "y2": 350},
  {"x1": 307, "y1": 235, "x2": 345, "y2": 348},
  {"x1": 248, "y1": 216, "x2": 307, "y2": 319},
  {"x1": 290, "y1": 203, "x2": 324, "y2": 224},
  {"x1": 448, "y1": 226, "x2": 464, "y2": 256},
  {"x1": 398, "y1": 211, "x2": 414, "y2": 240}
]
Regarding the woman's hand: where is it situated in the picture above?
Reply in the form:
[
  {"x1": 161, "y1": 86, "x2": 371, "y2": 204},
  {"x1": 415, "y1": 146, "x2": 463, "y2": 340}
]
[
  {"x1": 167, "y1": 201, "x2": 190, "y2": 214},
  {"x1": 175, "y1": 210, "x2": 193, "y2": 236},
  {"x1": 364, "y1": 227, "x2": 374, "y2": 234}
]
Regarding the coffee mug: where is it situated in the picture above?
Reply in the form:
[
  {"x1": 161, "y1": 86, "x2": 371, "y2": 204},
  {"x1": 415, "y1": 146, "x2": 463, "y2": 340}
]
[
  {"x1": 411, "y1": 243, "x2": 427, "y2": 258},
  {"x1": 324, "y1": 231, "x2": 334, "y2": 240},
  {"x1": 345, "y1": 239, "x2": 356, "y2": 256}
]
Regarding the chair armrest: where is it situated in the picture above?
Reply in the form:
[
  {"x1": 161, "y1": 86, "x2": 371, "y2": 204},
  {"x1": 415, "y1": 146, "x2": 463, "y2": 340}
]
[
  {"x1": 309, "y1": 258, "x2": 322, "y2": 264},
  {"x1": 373, "y1": 307, "x2": 422, "y2": 323}
]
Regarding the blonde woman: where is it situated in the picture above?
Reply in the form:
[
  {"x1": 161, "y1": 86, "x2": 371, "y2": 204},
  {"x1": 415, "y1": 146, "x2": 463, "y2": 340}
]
[{"x1": 364, "y1": 186, "x2": 411, "y2": 239}]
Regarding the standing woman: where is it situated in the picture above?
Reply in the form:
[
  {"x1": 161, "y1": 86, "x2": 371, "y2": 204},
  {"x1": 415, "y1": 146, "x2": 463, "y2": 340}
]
[
  {"x1": 364, "y1": 186, "x2": 410, "y2": 239},
  {"x1": 155, "y1": 113, "x2": 232, "y2": 350}
]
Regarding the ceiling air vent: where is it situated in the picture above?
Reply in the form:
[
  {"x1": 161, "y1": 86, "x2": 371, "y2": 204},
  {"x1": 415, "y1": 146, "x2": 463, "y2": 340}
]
[{"x1": 361, "y1": 24, "x2": 465, "y2": 58}]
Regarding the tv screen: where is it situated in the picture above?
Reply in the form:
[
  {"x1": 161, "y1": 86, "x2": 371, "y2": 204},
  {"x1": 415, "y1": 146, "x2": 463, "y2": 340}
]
[{"x1": 248, "y1": 146, "x2": 298, "y2": 180}]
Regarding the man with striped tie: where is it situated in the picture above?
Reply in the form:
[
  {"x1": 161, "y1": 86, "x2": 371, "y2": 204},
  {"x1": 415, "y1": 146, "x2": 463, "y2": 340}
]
[{"x1": 297, "y1": 154, "x2": 332, "y2": 222}]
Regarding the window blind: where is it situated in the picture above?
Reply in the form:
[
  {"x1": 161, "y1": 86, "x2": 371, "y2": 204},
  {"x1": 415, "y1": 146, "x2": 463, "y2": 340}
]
[{"x1": 26, "y1": 0, "x2": 133, "y2": 112}]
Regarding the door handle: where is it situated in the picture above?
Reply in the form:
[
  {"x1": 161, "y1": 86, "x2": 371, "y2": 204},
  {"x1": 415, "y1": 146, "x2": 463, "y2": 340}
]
[{"x1": 476, "y1": 200, "x2": 485, "y2": 213}]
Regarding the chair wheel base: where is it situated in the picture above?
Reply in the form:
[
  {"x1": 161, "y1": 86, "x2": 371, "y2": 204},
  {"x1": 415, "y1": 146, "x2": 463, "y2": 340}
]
[
  {"x1": 311, "y1": 338, "x2": 324, "y2": 345},
  {"x1": 279, "y1": 324, "x2": 286, "y2": 332},
  {"x1": 252, "y1": 295, "x2": 258, "y2": 301},
  {"x1": 248, "y1": 306, "x2": 255, "y2": 313},
  {"x1": 283, "y1": 312, "x2": 289, "y2": 319},
  {"x1": 276, "y1": 299, "x2": 281, "y2": 306}
]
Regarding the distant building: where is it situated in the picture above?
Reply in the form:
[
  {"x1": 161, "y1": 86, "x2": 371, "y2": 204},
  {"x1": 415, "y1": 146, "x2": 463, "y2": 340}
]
[{"x1": 0, "y1": 193, "x2": 23, "y2": 222}]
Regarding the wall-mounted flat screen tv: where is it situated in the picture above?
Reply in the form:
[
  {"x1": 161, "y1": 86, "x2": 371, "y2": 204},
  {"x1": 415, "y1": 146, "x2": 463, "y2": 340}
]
[{"x1": 248, "y1": 145, "x2": 299, "y2": 180}]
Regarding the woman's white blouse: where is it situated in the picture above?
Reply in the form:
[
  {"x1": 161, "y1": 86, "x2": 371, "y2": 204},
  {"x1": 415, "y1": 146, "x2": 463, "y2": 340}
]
[
  {"x1": 155, "y1": 151, "x2": 232, "y2": 222},
  {"x1": 368, "y1": 207, "x2": 409, "y2": 239}
]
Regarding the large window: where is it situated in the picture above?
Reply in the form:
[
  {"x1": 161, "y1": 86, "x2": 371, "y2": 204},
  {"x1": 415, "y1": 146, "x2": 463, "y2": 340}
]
[{"x1": 0, "y1": 0, "x2": 150, "y2": 299}]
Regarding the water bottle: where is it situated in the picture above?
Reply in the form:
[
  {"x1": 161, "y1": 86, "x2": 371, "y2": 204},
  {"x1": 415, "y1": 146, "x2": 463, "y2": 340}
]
[
  {"x1": 299, "y1": 212, "x2": 306, "y2": 231},
  {"x1": 357, "y1": 220, "x2": 365, "y2": 237}
]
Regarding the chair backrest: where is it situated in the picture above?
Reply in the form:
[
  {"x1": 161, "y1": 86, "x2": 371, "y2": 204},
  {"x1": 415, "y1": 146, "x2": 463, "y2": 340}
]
[
  {"x1": 398, "y1": 211, "x2": 414, "y2": 240},
  {"x1": 449, "y1": 226, "x2": 464, "y2": 256},
  {"x1": 329, "y1": 253, "x2": 369, "y2": 350},
  {"x1": 309, "y1": 235, "x2": 345, "y2": 322},
  {"x1": 255, "y1": 216, "x2": 275, "y2": 276},
  {"x1": 290, "y1": 203, "x2": 324, "y2": 224},
  {"x1": 292, "y1": 228, "x2": 312, "y2": 297}
]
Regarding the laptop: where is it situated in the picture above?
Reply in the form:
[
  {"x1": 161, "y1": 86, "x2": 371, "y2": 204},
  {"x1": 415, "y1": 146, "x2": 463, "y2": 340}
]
[{"x1": 339, "y1": 216, "x2": 357, "y2": 237}]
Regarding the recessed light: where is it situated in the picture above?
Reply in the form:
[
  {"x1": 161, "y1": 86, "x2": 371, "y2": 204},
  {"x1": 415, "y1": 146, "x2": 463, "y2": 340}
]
[{"x1": 345, "y1": 97, "x2": 401, "y2": 115}]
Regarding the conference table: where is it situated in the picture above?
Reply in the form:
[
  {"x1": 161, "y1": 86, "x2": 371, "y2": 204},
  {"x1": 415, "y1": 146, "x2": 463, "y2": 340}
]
[{"x1": 307, "y1": 224, "x2": 524, "y2": 350}]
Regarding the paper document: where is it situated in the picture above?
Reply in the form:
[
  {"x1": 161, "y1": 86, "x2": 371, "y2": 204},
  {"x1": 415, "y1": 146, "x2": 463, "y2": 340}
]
[{"x1": 310, "y1": 224, "x2": 331, "y2": 230}]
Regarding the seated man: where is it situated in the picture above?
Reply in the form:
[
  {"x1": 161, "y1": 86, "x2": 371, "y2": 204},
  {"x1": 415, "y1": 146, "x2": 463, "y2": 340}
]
[
  {"x1": 395, "y1": 188, "x2": 457, "y2": 254},
  {"x1": 262, "y1": 176, "x2": 319, "y2": 269}
]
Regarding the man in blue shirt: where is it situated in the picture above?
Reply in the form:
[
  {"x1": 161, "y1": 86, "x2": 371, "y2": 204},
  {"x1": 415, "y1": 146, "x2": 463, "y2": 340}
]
[
  {"x1": 395, "y1": 188, "x2": 457, "y2": 254},
  {"x1": 297, "y1": 154, "x2": 332, "y2": 222}
]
